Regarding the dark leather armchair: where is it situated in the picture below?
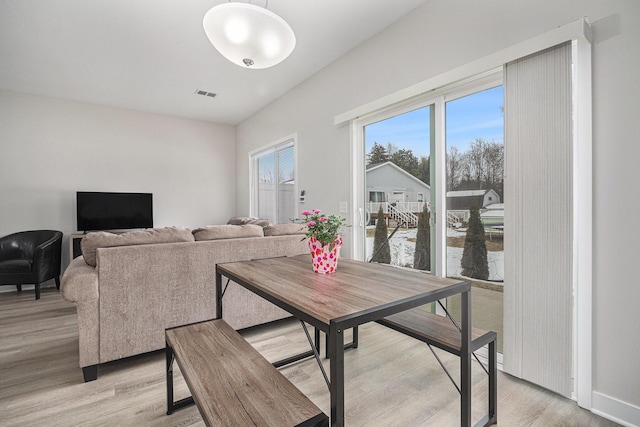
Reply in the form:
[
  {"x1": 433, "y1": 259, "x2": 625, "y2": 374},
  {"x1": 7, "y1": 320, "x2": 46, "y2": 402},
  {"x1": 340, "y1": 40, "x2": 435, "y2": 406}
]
[{"x1": 0, "y1": 230, "x2": 63, "y2": 300}]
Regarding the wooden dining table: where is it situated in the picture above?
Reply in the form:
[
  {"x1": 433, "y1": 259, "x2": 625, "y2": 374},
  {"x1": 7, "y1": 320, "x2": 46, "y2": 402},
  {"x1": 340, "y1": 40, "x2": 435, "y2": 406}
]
[{"x1": 215, "y1": 254, "x2": 472, "y2": 427}]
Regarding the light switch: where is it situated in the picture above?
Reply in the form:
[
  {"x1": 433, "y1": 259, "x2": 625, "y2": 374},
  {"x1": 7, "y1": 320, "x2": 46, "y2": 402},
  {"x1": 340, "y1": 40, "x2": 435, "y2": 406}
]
[{"x1": 339, "y1": 202, "x2": 348, "y2": 213}]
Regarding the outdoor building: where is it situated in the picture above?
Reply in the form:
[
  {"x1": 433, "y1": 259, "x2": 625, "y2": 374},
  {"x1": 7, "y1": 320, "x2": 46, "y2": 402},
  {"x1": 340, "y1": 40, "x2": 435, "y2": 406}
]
[
  {"x1": 366, "y1": 161, "x2": 430, "y2": 227},
  {"x1": 447, "y1": 189, "x2": 500, "y2": 223},
  {"x1": 480, "y1": 203, "x2": 504, "y2": 228}
]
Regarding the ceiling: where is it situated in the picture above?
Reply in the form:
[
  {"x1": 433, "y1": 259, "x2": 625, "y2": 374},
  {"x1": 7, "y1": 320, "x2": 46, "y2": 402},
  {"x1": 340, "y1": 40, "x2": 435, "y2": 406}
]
[{"x1": 0, "y1": 0, "x2": 426, "y2": 125}]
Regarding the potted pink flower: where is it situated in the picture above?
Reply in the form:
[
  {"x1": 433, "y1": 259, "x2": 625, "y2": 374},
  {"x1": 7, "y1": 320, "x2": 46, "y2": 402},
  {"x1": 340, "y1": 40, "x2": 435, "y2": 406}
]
[{"x1": 301, "y1": 209, "x2": 346, "y2": 273}]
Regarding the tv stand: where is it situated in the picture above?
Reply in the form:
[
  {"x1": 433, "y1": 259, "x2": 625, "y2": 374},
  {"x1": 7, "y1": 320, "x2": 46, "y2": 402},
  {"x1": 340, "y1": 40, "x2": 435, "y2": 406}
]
[{"x1": 70, "y1": 233, "x2": 85, "y2": 260}]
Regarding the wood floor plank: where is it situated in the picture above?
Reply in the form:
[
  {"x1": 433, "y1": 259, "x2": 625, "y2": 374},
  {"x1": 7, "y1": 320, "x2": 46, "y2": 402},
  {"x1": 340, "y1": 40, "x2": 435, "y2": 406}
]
[{"x1": 0, "y1": 289, "x2": 620, "y2": 426}]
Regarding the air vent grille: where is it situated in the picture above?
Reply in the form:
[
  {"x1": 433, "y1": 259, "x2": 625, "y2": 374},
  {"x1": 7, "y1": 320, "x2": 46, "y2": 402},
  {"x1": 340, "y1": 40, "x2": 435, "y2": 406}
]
[{"x1": 195, "y1": 89, "x2": 217, "y2": 98}]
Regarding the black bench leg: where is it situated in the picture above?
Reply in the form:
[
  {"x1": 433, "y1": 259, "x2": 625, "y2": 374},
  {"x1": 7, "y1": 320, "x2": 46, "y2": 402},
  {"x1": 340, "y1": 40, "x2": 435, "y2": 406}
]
[
  {"x1": 35, "y1": 282, "x2": 41, "y2": 300},
  {"x1": 82, "y1": 365, "x2": 98, "y2": 382},
  {"x1": 55, "y1": 276, "x2": 61, "y2": 290},
  {"x1": 352, "y1": 325, "x2": 359, "y2": 348},
  {"x1": 166, "y1": 341, "x2": 194, "y2": 415}
]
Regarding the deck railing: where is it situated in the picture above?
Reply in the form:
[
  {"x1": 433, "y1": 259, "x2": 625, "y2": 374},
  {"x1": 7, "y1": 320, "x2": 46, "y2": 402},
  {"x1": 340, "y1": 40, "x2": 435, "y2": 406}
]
[{"x1": 367, "y1": 201, "x2": 463, "y2": 229}]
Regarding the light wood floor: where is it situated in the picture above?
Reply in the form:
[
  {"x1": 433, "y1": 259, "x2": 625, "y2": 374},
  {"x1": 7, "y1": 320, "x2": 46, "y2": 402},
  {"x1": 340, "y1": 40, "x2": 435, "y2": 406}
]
[{"x1": 0, "y1": 287, "x2": 619, "y2": 427}]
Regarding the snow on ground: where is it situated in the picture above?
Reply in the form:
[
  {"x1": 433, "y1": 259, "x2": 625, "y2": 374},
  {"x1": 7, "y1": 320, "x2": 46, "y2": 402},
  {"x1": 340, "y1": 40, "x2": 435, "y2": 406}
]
[{"x1": 366, "y1": 227, "x2": 504, "y2": 283}]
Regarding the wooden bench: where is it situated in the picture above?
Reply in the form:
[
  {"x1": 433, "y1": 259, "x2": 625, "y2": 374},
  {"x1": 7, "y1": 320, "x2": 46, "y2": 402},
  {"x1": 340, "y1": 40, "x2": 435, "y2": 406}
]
[
  {"x1": 377, "y1": 309, "x2": 497, "y2": 427},
  {"x1": 166, "y1": 319, "x2": 328, "y2": 427}
]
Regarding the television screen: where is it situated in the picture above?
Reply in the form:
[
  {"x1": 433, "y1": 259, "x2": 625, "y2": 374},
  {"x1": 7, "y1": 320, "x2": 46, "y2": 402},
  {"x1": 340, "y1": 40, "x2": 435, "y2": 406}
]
[{"x1": 77, "y1": 192, "x2": 153, "y2": 232}]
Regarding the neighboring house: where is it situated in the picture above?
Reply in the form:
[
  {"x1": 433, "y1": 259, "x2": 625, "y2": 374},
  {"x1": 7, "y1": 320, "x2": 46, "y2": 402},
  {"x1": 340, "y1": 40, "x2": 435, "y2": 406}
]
[
  {"x1": 365, "y1": 161, "x2": 431, "y2": 228},
  {"x1": 446, "y1": 189, "x2": 501, "y2": 224},
  {"x1": 480, "y1": 203, "x2": 504, "y2": 228},
  {"x1": 446, "y1": 189, "x2": 500, "y2": 210},
  {"x1": 366, "y1": 161, "x2": 430, "y2": 207}
]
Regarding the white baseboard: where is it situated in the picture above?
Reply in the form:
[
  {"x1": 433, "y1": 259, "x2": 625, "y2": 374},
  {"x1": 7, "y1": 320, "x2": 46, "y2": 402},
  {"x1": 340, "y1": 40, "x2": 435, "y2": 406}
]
[{"x1": 592, "y1": 391, "x2": 640, "y2": 427}]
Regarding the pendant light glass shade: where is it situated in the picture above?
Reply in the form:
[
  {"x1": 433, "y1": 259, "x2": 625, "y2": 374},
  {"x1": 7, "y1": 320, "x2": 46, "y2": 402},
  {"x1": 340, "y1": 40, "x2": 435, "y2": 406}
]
[{"x1": 203, "y1": 2, "x2": 296, "y2": 69}]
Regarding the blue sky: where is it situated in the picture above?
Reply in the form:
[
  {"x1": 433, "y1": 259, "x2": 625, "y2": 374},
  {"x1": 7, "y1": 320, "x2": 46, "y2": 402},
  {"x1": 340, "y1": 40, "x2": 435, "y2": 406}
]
[{"x1": 365, "y1": 86, "x2": 504, "y2": 159}]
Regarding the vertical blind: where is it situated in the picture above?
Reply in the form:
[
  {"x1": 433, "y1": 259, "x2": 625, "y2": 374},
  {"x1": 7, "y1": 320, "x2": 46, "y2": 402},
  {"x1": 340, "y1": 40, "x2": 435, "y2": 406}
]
[{"x1": 503, "y1": 41, "x2": 573, "y2": 397}]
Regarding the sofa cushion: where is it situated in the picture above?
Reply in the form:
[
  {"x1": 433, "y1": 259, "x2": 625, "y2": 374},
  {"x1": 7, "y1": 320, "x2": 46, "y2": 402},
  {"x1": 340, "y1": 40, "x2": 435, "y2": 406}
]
[
  {"x1": 193, "y1": 224, "x2": 264, "y2": 241},
  {"x1": 263, "y1": 223, "x2": 307, "y2": 237},
  {"x1": 227, "y1": 216, "x2": 271, "y2": 227},
  {"x1": 81, "y1": 227, "x2": 194, "y2": 267}
]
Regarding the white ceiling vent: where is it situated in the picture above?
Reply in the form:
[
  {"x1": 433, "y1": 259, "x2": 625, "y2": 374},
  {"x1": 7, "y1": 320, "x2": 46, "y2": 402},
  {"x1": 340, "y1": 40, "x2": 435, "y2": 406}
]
[{"x1": 195, "y1": 89, "x2": 217, "y2": 98}]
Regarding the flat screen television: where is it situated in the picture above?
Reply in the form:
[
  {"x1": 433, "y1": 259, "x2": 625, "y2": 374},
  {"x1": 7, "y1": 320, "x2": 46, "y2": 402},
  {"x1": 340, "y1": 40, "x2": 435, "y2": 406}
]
[{"x1": 77, "y1": 192, "x2": 153, "y2": 232}]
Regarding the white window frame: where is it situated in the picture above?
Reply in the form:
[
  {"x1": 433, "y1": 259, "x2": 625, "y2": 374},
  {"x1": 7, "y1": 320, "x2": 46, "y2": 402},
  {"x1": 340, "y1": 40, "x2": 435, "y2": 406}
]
[
  {"x1": 352, "y1": 71, "x2": 502, "y2": 278},
  {"x1": 249, "y1": 134, "x2": 297, "y2": 223}
]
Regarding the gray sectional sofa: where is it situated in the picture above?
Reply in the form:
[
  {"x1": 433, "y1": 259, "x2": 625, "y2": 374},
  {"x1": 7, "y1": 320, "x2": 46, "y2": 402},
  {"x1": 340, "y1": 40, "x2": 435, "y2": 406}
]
[{"x1": 60, "y1": 223, "x2": 308, "y2": 381}]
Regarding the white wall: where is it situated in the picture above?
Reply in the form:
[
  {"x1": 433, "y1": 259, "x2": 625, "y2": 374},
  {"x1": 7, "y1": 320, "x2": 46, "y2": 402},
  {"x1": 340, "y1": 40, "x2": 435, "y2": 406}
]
[
  {"x1": 0, "y1": 90, "x2": 236, "y2": 269},
  {"x1": 236, "y1": 0, "x2": 640, "y2": 424}
]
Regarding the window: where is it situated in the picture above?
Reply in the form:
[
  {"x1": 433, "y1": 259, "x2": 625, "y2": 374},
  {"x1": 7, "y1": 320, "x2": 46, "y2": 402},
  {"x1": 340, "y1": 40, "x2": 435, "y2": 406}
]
[
  {"x1": 445, "y1": 85, "x2": 505, "y2": 357},
  {"x1": 363, "y1": 104, "x2": 431, "y2": 268},
  {"x1": 369, "y1": 191, "x2": 385, "y2": 202},
  {"x1": 251, "y1": 138, "x2": 296, "y2": 224}
]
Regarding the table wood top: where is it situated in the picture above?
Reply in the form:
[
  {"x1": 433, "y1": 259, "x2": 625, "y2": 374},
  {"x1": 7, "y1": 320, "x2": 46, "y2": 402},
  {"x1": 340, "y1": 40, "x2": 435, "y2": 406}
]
[{"x1": 217, "y1": 255, "x2": 469, "y2": 329}]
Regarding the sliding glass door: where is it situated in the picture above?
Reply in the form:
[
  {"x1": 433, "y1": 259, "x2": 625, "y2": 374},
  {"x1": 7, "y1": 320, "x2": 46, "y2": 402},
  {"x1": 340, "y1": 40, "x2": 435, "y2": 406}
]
[
  {"x1": 444, "y1": 86, "x2": 505, "y2": 354},
  {"x1": 363, "y1": 105, "x2": 433, "y2": 268},
  {"x1": 357, "y1": 73, "x2": 504, "y2": 354}
]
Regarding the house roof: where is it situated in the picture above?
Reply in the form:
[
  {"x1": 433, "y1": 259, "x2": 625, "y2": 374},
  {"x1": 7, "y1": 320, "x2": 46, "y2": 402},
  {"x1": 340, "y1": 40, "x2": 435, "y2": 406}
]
[
  {"x1": 446, "y1": 189, "x2": 490, "y2": 198},
  {"x1": 366, "y1": 161, "x2": 430, "y2": 189},
  {"x1": 446, "y1": 189, "x2": 498, "y2": 210}
]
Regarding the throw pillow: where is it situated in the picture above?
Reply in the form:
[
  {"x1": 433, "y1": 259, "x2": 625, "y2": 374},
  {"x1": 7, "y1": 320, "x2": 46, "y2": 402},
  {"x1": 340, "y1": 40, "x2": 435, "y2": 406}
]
[
  {"x1": 227, "y1": 216, "x2": 271, "y2": 227},
  {"x1": 193, "y1": 224, "x2": 264, "y2": 241},
  {"x1": 263, "y1": 223, "x2": 307, "y2": 236},
  {"x1": 81, "y1": 226, "x2": 194, "y2": 267}
]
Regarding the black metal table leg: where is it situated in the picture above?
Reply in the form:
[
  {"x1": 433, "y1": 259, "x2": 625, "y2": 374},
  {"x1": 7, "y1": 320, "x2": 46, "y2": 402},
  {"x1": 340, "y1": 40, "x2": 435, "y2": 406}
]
[
  {"x1": 166, "y1": 341, "x2": 174, "y2": 415},
  {"x1": 329, "y1": 322, "x2": 344, "y2": 427},
  {"x1": 325, "y1": 326, "x2": 359, "y2": 358},
  {"x1": 460, "y1": 289, "x2": 471, "y2": 426},
  {"x1": 215, "y1": 271, "x2": 222, "y2": 319}
]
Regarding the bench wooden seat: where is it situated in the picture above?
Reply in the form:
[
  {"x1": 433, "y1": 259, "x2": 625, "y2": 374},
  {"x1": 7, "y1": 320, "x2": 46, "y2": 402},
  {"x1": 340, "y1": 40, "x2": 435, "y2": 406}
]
[
  {"x1": 377, "y1": 309, "x2": 497, "y2": 427},
  {"x1": 166, "y1": 319, "x2": 328, "y2": 427}
]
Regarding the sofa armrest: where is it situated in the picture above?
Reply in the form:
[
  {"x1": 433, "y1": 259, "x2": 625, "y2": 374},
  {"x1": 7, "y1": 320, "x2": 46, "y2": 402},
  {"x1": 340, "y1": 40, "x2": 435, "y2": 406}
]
[
  {"x1": 61, "y1": 257, "x2": 100, "y2": 368},
  {"x1": 61, "y1": 257, "x2": 98, "y2": 303}
]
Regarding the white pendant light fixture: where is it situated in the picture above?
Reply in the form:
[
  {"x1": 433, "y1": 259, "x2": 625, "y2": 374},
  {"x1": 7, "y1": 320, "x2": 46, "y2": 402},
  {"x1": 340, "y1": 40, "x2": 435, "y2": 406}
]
[{"x1": 203, "y1": 1, "x2": 296, "y2": 69}]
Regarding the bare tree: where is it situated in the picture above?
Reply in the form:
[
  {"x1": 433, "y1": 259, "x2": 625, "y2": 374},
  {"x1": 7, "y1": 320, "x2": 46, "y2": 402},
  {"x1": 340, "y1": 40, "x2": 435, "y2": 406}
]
[
  {"x1": 456, "y1": 138, "x2": 504, "y2": 195},
  {"x1": 464, "y1": 138, "x2": 488, "y2": 188},
  {"x1": 259, "y1": 170, "x2": 275, "y2": 183},
  {"x1": 446, "y1": 146, "x2": 462, "y2": 190},
  {"x1": 386, "y1": 142, "x2": 399, "y2": 156},
  {"x1": 484, "y1": 141, "x2": 504, "y2": 199}
]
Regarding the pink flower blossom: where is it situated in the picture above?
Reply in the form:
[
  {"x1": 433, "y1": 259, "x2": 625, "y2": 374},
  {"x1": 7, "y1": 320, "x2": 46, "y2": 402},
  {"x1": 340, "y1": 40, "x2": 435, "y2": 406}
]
[
  {"x1": 301, "y1": 210, "x2": 311, "y2": 216},
  {"x1": 307, "y1": 221, "x2": 316, "y2": 227},
  {"x1": 318, "y1": 216, "x2": 328, "y2": 222},
  {"x1": 312, "y1": 209, "x2": 321, "y2": 214}
]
